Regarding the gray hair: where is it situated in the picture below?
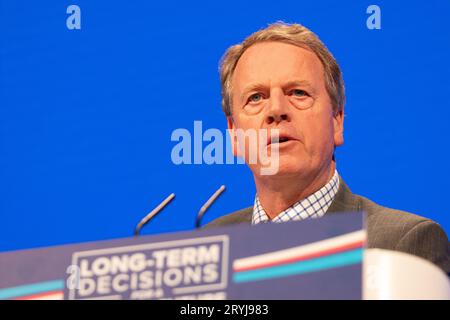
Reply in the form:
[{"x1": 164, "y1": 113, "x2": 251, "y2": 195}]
[{"x1": 219, "y1": 22, "x2": 345, "y2": 116}]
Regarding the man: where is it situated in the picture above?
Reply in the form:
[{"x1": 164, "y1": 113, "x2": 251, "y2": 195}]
[{"x1": 205, "y1": 22, "x2": 450, "y2": 274}]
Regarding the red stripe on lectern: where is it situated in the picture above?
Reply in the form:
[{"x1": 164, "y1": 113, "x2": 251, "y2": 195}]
[
  {"x1": 234, "y1": 240, "x2": 364, "y2": 273},
  {"x1": 15, "y1": 290, "x2": 64, "y2": 300}
]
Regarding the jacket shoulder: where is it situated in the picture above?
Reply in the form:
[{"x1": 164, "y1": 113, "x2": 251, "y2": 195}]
[
  {"x1": 331, "y1": 180, "x2": 441, "y2": 248},
  {"x1": 357, "y1": 194, "x2": 432, "y2": 247},
  {"x1": 203, "y1": 207, "x2": 252, "y2": 229},
  {"x1": 357, "y1": 194, "x2": 450, "y2": 273}
]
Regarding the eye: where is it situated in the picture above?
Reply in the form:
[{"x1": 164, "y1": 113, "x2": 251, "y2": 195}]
[
  {"x1": 247, "y1": 93, "x2": 263, "y2": 104},
  {"x1": 291, "y1": 89, "x2": 308, "y2": 97}
]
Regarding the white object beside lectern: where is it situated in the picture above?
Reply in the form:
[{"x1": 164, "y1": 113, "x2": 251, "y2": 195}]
[{"x1": 363, "y1": 249, "x2": 450, "y2": 300}]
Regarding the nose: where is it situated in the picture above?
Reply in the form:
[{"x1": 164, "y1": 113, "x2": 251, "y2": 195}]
[{"x1": 265, "y1": 89, "x2": 291, "y2": 125}]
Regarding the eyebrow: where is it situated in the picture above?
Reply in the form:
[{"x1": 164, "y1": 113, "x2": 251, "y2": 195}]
[
  {"x1": 283, "y1": 80, "x2": 314, "y2": 89},
  {"x1": 240, "y1": 79, "x2": 314, "y2": 101},
  {"x1": 240, "y1": 83, "x2": 266, "y2": 101}
]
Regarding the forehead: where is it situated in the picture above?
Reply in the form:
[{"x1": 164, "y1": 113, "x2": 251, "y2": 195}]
[{"x1": 231, "y1": 41, "x2": 325, "y2": 91}]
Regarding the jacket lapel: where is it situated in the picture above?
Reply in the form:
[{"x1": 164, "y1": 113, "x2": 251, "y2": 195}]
[{"x1": 326, "y1": 177, "x2": 361, "y2": 214}]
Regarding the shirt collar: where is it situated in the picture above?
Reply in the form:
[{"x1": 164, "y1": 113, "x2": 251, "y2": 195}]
[{"x1": 252, "y1": 169, "x2": 340, "y2": 225}]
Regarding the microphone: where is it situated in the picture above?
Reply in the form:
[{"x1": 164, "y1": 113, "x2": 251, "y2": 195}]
[
  {"x1": 195, "y1": 185, "x2": 226, "y2": 229},
  {"x1": 134, "y1": 193, "x2": 175, "y2": 236}
]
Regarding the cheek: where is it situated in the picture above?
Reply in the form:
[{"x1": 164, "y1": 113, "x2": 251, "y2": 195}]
[
  {"x1": 233, "y1": 113, "x2": 265, "y2": 131},
  {"x1": 299, "y1": 112, "x2": 335, "y2": 153},
  {"x1": 231, "y1": 115, "x2": 266, "y2": 158}
]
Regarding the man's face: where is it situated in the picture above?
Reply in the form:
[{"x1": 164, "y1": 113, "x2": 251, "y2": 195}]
[{"x1": 228, "y1": 41, "x2": 344, "y2": 178}]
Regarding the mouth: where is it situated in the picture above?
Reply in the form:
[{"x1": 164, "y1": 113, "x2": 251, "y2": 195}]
[{"x1": 267, "y1": 134, "x2": 297, "y2": 146}]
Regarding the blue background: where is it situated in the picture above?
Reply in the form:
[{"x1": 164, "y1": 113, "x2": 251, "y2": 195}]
[{"x1": 1, "y1": 0, "x2": 449, "y2": 252}]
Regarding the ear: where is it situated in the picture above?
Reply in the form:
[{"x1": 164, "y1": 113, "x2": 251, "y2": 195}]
[
  {"x1": 227, "y1": 116, "x2": 240, "y2": 157},
  {"x1": 333, "y1": 108, "x2": 344, "y2": 147}
]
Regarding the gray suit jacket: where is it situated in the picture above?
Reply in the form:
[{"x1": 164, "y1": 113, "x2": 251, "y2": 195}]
[{"x1": 205, "y1": 179, "x2": 450, "y2": 274}]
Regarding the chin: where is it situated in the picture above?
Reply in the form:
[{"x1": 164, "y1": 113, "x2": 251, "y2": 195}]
[
  {"x1": 276, "y1": 164, "x2": 306, "y2": 177},
  {"x1": 258, "y1": 159, "x2": 308, "y2": 178}
]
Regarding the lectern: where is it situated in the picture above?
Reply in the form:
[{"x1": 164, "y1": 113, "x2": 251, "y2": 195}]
[{"x1": 0, "y1": 212, "x2": 448, "y2": 300}]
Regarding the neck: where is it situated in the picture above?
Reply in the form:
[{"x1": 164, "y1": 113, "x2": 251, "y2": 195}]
[{"x1": 254, "y1": 161, "x2": 336, "y2": 220}]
